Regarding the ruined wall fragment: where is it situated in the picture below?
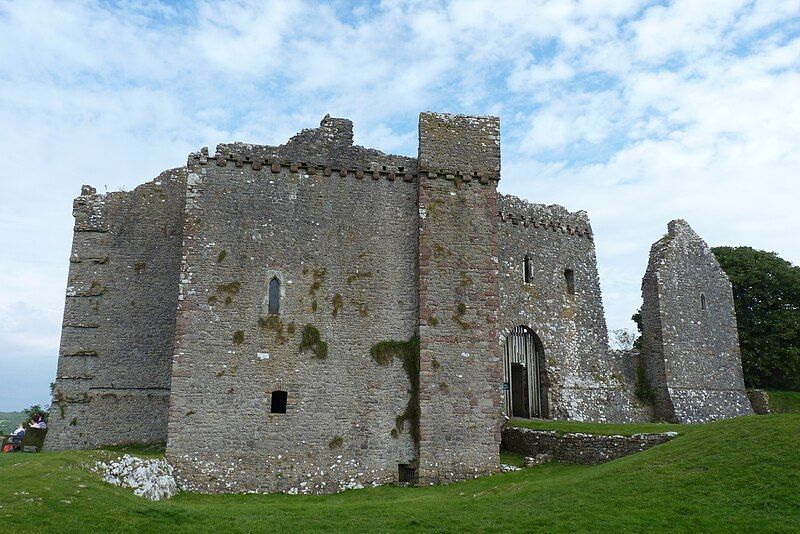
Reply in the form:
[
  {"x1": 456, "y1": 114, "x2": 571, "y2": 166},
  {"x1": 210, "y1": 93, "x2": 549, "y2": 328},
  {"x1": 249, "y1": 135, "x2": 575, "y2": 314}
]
[
  {"x1": 46, "y1": 168, "x2": 187, "y2": 449},
  {"x1": 640, "y1": 219, "x2": 752, "y2": 423}
]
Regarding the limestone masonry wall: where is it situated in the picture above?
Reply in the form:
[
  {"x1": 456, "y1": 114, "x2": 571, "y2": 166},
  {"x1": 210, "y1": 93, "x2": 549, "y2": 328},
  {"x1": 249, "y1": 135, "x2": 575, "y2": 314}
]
[
  {"x1": 47, "y1": 168, "x2": 186, "y2": 449},
  {"x1": 46, "y1": 111, "x2": 756, "y2": 493},
  {"x1": 498, "y1": 196, "x2": 650, "y2": 423},
  {"x1": 640, "y1": 220, "x2": 752, "y2": 423},
  {"x1": 167, "y1": 117, "x2": 419, "y2": 493},
  {"x1": 417, "y1": 112, "x2": 503, "y2": 484},
  {"x1": 502, "y1": 426, "x2": 676, "y2": 464}
]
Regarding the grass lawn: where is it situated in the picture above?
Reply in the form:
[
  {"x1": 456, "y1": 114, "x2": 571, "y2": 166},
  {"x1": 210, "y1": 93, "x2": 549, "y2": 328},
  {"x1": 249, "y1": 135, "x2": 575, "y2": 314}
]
[
  {"x1": 1, "y1": 414, "x2": 798, "y2": 532},
  {"x1": 767, "y1": 390, "x2": 800, "y2": 413}
]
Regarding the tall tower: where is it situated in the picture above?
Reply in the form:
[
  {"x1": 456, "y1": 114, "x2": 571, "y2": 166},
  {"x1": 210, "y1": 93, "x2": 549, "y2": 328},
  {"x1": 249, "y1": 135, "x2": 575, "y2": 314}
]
[{"x1": 416, "y1": 112, "x2": 503, "y2": 482}]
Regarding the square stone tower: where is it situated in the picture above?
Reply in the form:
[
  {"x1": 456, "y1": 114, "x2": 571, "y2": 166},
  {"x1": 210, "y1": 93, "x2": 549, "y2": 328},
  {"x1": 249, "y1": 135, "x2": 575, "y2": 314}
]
[{"x1": 417, "y1": 112, "x2": 503, "y2": 483}]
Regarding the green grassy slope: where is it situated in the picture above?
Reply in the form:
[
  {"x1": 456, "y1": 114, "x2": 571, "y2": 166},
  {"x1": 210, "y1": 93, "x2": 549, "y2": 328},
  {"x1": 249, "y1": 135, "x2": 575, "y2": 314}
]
[
  {"x1": 767, "y1": 390, "x2": 800, "y2": 413},
  {"x1": 1, "y1": 415, "x2": 798, "y2": 533}
]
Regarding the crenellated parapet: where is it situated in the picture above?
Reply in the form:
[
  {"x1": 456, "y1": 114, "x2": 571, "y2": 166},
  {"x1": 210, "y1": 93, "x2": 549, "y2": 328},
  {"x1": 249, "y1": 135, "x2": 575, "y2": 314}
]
[
  {"x1": 187, "y1": 147, "x2": 419, "y2": 183},
  {"x1": 498, "y1": 195, "x2": 593, "y2": 240}
]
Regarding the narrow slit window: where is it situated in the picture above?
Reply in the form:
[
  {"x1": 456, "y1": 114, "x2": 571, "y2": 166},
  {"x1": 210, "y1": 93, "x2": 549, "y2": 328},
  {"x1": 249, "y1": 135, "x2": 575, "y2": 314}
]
[
  {"x1": 701, "y1": 293, "x2": 707, "y2": 310},
  {"x1": 564, "y1": 269, "x2": 575, "y2": 295},
  {"x1": 270, "y1": 390, "x2": 287, "y2": 413},
  {"x1": 523, "y1": 255, "x2": 532, "y2": 284},
  {"x1": 268, "y1": 277, "x2": 280, "y2": 315}
]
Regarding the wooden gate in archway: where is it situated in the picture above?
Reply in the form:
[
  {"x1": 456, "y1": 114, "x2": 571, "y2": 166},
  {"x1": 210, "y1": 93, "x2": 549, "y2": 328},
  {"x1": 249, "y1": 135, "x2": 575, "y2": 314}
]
[{"x1": 503, "y1": 326, "x2": 548, "y2": 418}]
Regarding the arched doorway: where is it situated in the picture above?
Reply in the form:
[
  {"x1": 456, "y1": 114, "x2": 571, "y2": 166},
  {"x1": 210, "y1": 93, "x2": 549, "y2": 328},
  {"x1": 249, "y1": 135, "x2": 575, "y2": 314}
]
[{"x1": 503, "y1": 326, "x2": 548, "y2": 419}]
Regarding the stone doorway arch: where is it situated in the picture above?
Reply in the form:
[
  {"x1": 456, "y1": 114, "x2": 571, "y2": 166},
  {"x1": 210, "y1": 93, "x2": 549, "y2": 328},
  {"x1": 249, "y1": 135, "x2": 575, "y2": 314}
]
[{"x1": 502, "y1": 326, "x2": 549, "y2": 419}]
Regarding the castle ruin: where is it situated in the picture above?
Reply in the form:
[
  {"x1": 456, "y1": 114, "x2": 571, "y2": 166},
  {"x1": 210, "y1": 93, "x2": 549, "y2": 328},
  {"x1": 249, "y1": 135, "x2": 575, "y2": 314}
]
[{"x1": 46, "y1": 112, "x2": 753, "y2": 493}]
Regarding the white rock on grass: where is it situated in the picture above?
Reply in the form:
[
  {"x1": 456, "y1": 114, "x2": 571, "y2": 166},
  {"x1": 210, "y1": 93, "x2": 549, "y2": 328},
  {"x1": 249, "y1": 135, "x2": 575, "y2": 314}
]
[{"x1": 94, "y1": 454, "x2": 178, "y2": 501}]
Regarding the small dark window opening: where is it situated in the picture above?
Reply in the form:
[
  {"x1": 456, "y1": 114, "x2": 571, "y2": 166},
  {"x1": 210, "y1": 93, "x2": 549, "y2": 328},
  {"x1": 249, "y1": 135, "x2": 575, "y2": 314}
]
[
  {"x1": 398, "y1": 464, "x2": 417, "y2": 483},
  {"x1": 268, "y1": 277, "x2": 280, "y2": 315},
  {"x1": 701, "y1": 293, "x2": 707, "y2": 310},
  {"x1": 523, "y1": 255, "x2": 532, "y2": 284},
  {"x1": 564, "y1": 269, "x2": 575, "y2": 295},
  {"x1": 270, "y1": 390, "x2": 287, "y2": 413}
]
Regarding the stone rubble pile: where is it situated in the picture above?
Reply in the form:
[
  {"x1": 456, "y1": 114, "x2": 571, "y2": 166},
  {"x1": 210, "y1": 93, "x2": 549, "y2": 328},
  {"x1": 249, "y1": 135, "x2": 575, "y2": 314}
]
[{"x1": 94, "y1": 454, "x2": 178, "y2": 501}]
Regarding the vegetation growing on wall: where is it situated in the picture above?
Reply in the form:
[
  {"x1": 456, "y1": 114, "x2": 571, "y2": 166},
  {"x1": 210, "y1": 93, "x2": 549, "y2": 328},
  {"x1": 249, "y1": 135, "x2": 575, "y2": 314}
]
[
  {"x1": 258, "y1": 315, "x2": 295, "y2": 345},
  {"x1": 300, "y1": 324, "x2": 328, "y2": 359},
  {"x1": 453, "y1": 302, "x2": 472, "y2": 330},
  {"x1": 328, "y1": 436, "x2": 343, "y2": 449},
  {"x1": 332, "y1": 293, "x2": 343, "y2": 318},
  {"x1": 217, "y1": 250, "x2": 227, "y2": 263},
  {"x1": 370, "y1": 337, "x2": 420, "y2": 443},
  {"x1": 216, "y1": 281, "x2": 241, "y2": 305},
  {"x1": 233, "y1": 330, "x2": 245, "y2": 345},
  {"x1": 635, "y1": 364, "x2": 655, "y2": 406},
  {"x1": 346, "y1": 271, "x2": 372, "y2": 285}
]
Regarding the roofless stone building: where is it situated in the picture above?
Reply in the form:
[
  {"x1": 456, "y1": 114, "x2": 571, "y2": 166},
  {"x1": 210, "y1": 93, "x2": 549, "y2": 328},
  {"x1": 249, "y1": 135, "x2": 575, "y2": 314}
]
[{"x1": 46, "y1": 112, "x2": 753, "y2": 493}]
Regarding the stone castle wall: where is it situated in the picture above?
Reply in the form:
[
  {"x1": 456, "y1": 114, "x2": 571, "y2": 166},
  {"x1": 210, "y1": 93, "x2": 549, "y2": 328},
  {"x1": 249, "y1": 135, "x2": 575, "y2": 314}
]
[
  {"x1": 46, "y1": 169, "x2": 186, "y2": 449},
  {"x1": 416, "y1": 112, "x2": 503, "y2": 483},
  {"x1": 497, "y1": 196, "x2": 650, "y2": 423},
  {"x1": 166, "y1": 117, "x2": 420, "y2": 493},
  {"x1": 640, "y1": 220, "x2": 752, "y2": 423}
]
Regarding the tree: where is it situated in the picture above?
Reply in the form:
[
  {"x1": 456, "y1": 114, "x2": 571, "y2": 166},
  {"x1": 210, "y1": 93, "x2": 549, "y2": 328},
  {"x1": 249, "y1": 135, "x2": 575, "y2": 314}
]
[
  {"x1": 22, "y1": 404, "x2": 49, "y2": 424},
  {"x1": 610, "y1": 328, "x2": 638, "y2": 351},
  {"x1": 712, "y1": 246, "x2": 800, "y2": 390}
]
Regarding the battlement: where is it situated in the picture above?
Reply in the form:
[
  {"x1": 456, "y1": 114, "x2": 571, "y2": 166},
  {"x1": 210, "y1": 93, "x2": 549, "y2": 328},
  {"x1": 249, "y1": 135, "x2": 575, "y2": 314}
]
[
  {"x1": 187, "y1": 147, "x2": 419, "y2": 183},
  {"x1": 213, "y1": 115, "x2": 418, "y2": 172},
  {"x1": 498, "y1": 194, "x2": 593, "y2": 240},
  {"x1": 418, "y1": 112, "x2": 500, "y2": 179}
]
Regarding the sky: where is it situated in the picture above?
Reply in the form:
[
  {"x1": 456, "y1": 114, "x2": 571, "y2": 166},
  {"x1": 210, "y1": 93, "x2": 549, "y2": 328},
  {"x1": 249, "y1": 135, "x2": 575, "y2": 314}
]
[{"x1": 0, "y1": 0, "x2": 798, "y2": 410}]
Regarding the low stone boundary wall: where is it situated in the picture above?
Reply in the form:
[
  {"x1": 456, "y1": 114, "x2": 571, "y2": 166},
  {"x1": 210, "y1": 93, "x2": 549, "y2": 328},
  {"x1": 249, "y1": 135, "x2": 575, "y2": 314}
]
[
  {"x1": 746, "y1": 389, "x2": 771, "y2": 414},
  {"x1": 502, "y1": 426, "x2": 678, "y2": 465}
]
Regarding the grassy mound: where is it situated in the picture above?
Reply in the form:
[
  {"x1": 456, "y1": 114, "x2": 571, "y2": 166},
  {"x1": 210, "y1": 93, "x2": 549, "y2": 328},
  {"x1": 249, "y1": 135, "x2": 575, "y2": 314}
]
[
  {"x1": 1, "y1": 415, "x2": 798, "y2": 532},
  {"x1": 767, "y1": 390, "x2": 800, "y2": 413}
]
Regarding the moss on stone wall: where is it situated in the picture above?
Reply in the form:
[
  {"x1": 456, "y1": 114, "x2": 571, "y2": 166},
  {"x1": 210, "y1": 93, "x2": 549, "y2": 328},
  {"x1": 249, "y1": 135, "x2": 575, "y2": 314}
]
[
  {"x1": 453, "y1": 302, "x2": 472, "y2": 330},
  {"x1": 300, "y1": 324, "x2": 328, "y2": 359},
  {"x1": 369, "y1": 337, "x2": 420, "y2": 444},
  {"x1": 332, "y1": 293, "x2": 343, "y2": 318},
  {"x1": 233, "y1": 330, "x2": 245, "y2": 345},
  {"x1": 216, "y1": 281, "x2": 241, "y2": 305},
  {"x1": 217, "y1": 250, "x2": 227, "y2": 263},
  {"x1": 346, "y1": 271, "x2": 372, "y2": 285},
  {"x1": 258, "y1": 315, "x2": 295, "y2": 345}
]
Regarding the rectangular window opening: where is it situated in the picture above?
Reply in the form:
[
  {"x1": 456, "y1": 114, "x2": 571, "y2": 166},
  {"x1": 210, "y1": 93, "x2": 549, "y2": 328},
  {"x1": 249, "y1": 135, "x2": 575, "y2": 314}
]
[
  {"x1": 564, "y1": 269, "x2": 575, "y2": 295},
  {"x1": 398, "y1": 464, "x2": 417, "y2": 483},
  {"x1": 270, "y1": 390, "x2": 288, "y2": 413}
]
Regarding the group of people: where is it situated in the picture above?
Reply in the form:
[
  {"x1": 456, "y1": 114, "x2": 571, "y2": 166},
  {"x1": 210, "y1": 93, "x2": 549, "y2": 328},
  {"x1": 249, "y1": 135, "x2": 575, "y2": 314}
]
[{"x1": 3, "y1": 413, "x2": 47, "y2": 451}]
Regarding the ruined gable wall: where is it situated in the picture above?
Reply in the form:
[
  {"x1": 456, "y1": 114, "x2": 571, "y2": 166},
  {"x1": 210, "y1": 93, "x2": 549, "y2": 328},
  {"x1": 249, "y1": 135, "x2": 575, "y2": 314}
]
[
  {"x1": 46, "y1": 168, "x2": 186, "y2": 449},
  {"x1": 167, "y1": 119, "x2": 419, "y2": 493},
  {"x1": 640, "y1": 220, "x2": 752, "y2": 423},
  {"x1": 498, "y1": 196, "x2": 649, "y2": 423},
  {"x1": 416, "y1": 112, "x2": 503, "y2": 483}
]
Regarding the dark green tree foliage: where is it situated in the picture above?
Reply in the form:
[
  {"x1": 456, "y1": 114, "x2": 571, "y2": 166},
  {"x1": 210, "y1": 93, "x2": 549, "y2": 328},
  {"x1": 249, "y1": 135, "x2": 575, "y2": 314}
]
[{"x1": 712, "y1": 246, "x2": 800, "y2": 390}]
